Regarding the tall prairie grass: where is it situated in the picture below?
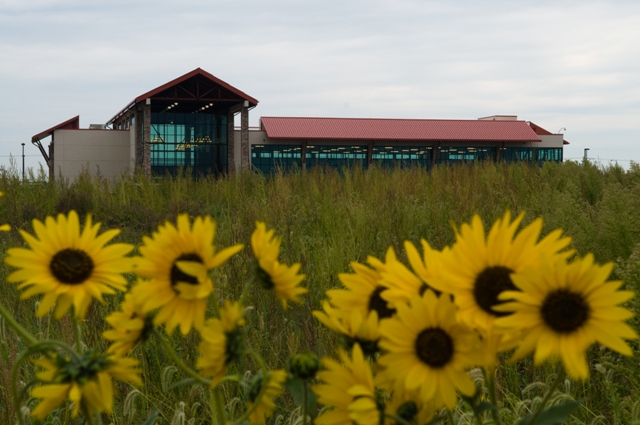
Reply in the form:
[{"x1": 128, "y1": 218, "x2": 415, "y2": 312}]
[{"x1": 1, "y1": 160, "x2": 640, "y2": 424}]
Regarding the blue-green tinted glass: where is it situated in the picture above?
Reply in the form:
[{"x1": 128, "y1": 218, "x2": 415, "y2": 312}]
[
  {"x1": 371, "y1": 146, "x2": 432, "y2": 169},
  {"x1": 150, "y1": 112, "x2": 227, "y2": 177}
]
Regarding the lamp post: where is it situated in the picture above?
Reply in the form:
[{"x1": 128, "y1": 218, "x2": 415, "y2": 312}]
[{"x1": 21, "y1": 143, "x2": 25, "y2": 181}]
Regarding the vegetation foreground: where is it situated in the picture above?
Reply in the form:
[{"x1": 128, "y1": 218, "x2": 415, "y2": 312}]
[{"x1": 1, "y1": 160, "x2": 640, "y2": 425}]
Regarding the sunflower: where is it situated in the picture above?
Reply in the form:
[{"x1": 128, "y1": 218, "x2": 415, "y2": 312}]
[
  {"x1": 103, "y1": 292, "x2": 153, "y2": 355},
  {"x1": 4, "y1": 211, "x2": 134, "y2": 319},
  {"x1": 30, "y1": 350, "x2": 141, "y2": 419},
  {"x1": 380, "y1": 240, "x2": 446, "y2": 308},
  {"x1": 313, "y1": 344, "x2": 381, "y2": 425},
  {"x1": 251, "y1": 221, "x2": 307, "y2": 308},
  {"x1": 378, "y1": 290, "x2": 480, "y2": 410},
  {"x1": 432, "y1": 211, "x2": 573, "y2": 331},
  {"x1": 385, "y1": 386, "x2": 436, "y2": 425},
  {"x1": 494, "y1": 254, "x2": 638, "y2": 380},
  {"x1": 247, "y1": 369, "x2": 287, "y2": 425},
  {"x1": 196, "y1": 301, "x2": 246, "y2": 388},
  {"x1": 327, "y1": 247, "x2": 398, "y2": 325},
  {"x1": 133, "y1": 214, "x2": 243, "y2": 335},
  {"x1": 313, "y1": 301, "x2": 382, "y2": 356}
]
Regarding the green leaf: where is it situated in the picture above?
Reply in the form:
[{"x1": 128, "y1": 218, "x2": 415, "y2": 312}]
[
  {"x1": 517, "y1": 400, "x2": 581, "y2": 425},
  {"x1": 141, "y1": 409, "x2": 160, "y2": 425},
  {"x1": 285, "y1": 377, "x2": 318, "y2": 419}
]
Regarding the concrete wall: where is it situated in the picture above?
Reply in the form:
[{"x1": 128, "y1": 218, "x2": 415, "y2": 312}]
[{"x1": 52, "y1": 129, "x2": 132, "y2": 181}]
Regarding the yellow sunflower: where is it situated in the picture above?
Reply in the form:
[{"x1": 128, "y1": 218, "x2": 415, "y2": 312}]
[
  {"x1": 133, "y1": 214, "x2": 243, "y2": 335},
  {"x1": 196, "y1": 301, "x2": 246, "y2": 388},
  {"x1": 432, "y1": 211, "x2": 573, "y2": 331},
  {"x1": 31, "y1": 350, "x2": 141, "y2": 419},
  {"x1": 313, "y1": 301, "x2": 381, "y2": 355},
  {"x1": 380, "y1": 240, "x2": 446, "y2": 308},
  {"x1": 4, "y1": 211, "x2": 134, "y2": 319},
  {"x1": 378, "y1": 290, "x2": 480, "y2": 410},
  {"x1": 251, "y1": 221, "x2": 307, "y2": 308},
  {"x1": 103, "y1": 292, "x2": 153, "y2": 356},
  {"x1": 327, "y1": 247, "x2": 397, "y2": 324},
  {"x1": 385, "y1": 386, "x2": 436, "y2": 425},
  {"x1": 247, "y1": 369, "x2": 287, "y2": 425},
  {"x1": 313, "y1": 344, "x2": 380, "y2": 425},
  {"x1": 494, "y1": 254, "x2": 638, "y2": 380}
]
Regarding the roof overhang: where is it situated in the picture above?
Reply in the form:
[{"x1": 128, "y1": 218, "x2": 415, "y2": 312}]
[
  {"x1": 31, "y1": 115, "x2": 80, "y2": 143},
  {"x1": 106, "y1": 68, "x2": 258, "y2": 126}
]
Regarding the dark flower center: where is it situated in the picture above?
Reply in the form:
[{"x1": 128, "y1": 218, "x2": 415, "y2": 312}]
[
  {"x1": 225, "y1": 328, "x2": 245, "y2": 365},
  {"x1": 170, "y1": 253, "x2": 203, "y2": 287},
  {"x1": 415, "y1": 327, "x2": 454, "y2": 368},
  {"x1": 473, "y1": 266, "x2": 517, "y2": 317},
  {"x1": 255, "y1": 263, "x2": 275, "y2": 289},
  {"x1": 396, "y1": 401, "x2": 418, "y2": 423},
  {"x1": 368, "y1": 286, "x2": 396, "y2": 319},
  {"x1": 541, "y1": 290, "x2": 590, "y2": 333},
  {"x1": 50, "y1": 248, "x2": 94, "y2": 285}
]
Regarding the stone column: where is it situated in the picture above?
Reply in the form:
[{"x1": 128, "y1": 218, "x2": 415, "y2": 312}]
[
  {"x1": 227, "y1": 110, "x2": 235, "y2": 174},
  {"x1": 143, "y1": 102, "x2": 151, "y2": 177},
  {"x1": 301, "y1": 142, "x2": 307, "y2": 170},
  {"x1": 240, "y1": 104, "x2": 249, "y2": 171},
  {"x1": 135, "y1": 104, "x2": 144, "y2": 170}
]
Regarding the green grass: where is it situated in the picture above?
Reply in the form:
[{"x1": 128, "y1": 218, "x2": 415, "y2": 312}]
[{"x1": 1, "y1": 161, "x2": 640, "y2": 424}]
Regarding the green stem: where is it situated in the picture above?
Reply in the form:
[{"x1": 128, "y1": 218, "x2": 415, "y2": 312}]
[
  {"x1": 152, "y1": 329, "x2": 211, "y2": 386},
  {"x1": 208, "y1": 268, "x2": 222, "y2": 317},
  {"x1": 72, "y1": 313, "x2": 83, "y2": 353},
  {"x1": 239, "y1": 276, "x2": 255, "y2": 306},
  {"x1": 247, "y1": 346, "x2": 269, "y2": 376},
  {"x1": 234, "y1": 349, "x2": 271, "y2": 425},
  {"x1": 525, "y1": 367, "x2": 566, "y2": 425},
  {"x1": 302, "y1": 380, "x2": 308, "y2": 425},
  {"x1": 212, "y1": 387, "x2": 227, "y2": 425},
  {"x1": 82, "y1": 401, "x2": 97, "y2": 425},
  {"x1": 486, "y1": 369, "x2": 504, "y2": 425},
  {"x1": 0, "y1": 301, "x2": 38, "y2": 346}
]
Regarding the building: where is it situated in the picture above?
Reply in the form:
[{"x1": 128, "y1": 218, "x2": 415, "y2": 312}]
[{"x1": 31, "y1": 68, "x2": 567, "y2": 180}]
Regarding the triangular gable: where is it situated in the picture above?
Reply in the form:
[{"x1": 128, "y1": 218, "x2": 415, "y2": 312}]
[{"x1": 134, "y1": 68, "x2": 258, "y2": 106}]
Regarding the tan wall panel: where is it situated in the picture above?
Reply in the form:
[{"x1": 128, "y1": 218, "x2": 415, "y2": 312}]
[{"x1": 53, "y1": 129, "x2": 132, "y2": 181}]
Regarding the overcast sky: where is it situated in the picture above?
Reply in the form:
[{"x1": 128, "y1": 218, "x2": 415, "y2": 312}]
[{"x1": 1, "y1": 0, "x2": 639, "y2": 173}]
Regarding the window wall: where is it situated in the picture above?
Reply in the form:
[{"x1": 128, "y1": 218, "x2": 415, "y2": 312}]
[
  {"x1": 150, "y1": 112, "x2": 227, "y2": 177},
  {"x1": 250, "y1": 144, "x2": 563, "y2": 173},
  {"x1": 305, "y1": 145, "x2": 367, "y2": 169},
  {"x1": 251, "y1": 145, "x2": 302, "y2": 174},
  {"x1": 437, "y1": 147, "x2": 496, "y2": 164},
  {"x1": 371, "y1": 146, "x2": 432, "y2": 169}
]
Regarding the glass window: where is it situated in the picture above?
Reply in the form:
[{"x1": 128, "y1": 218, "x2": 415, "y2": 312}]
[{"x1": 150, "y1": 111, "x2": 228, "y2": 177}]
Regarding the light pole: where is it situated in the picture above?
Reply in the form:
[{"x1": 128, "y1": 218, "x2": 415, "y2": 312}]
[{"x1": 21, "y1": 143, "x2": 25, "y2": 181}]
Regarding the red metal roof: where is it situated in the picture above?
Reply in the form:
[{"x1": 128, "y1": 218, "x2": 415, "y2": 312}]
[
  {"x1": 31, "y1": 115, "x2": 79, "y2": 143},
  {"x1": 107, "y1": 68, "x2": 258, "y2": 125},
  {"x1": 134, "y1": 68, "x2": 258, "y2": 106},
  {"x1": 260, "y1": 117, "x2": 541, "y2": 142}
]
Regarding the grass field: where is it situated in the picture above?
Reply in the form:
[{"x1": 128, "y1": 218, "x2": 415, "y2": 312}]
[{"x1": 1, "y1": 160, "x2": 639, "y2": 424}]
